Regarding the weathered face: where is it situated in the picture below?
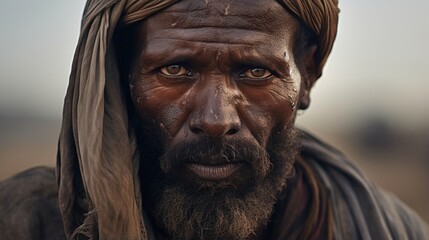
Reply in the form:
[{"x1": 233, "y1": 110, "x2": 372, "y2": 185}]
[
  {"x1": 128, "y1": 0, "x2": 308, "y2": 239},
  {"x1": 131, "y1": 0, "x2": 302, "y2": 177}
]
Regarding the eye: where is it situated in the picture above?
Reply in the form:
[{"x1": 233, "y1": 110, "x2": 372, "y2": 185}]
[
  {"x1": 240, "y1": 68, "x2": 272, "y2": 79},
  {"x1": 160, "y1": 64, "x2": 192, "y2": 76}
]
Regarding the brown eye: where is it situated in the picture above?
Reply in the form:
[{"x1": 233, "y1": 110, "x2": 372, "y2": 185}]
[
  {"x1": 160, "y1": 65, "x2": 190, "y2": 76},
  {"x1": 242, "y1": 68, "x2": 272, "y2": 79}
]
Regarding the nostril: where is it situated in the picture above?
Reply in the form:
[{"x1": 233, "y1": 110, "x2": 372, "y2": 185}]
[
  {"x1": 226, "y1": 128, "x2": 238, "y2": 135},
  {"x1": 190, "y1": 126, "x2": 204, "y2": 134}
]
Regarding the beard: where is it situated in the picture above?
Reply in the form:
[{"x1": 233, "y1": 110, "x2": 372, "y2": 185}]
[{"x1": 137, "y1": 121, "x2": 299, "y2": 240}]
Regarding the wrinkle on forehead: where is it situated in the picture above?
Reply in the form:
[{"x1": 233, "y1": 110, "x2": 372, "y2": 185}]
[
  {"x1": 151, "y1": 0, "x2": 295, "y2": 34},
  {"x1": 149, "y1": 28, "x2": 273, "y2": 46},
  {"x1": 141, "y1": 0, "x2": 301, "y2": 51}
]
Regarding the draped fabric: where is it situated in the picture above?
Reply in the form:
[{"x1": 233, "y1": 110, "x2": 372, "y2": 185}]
[
  {"x1": 56, "y1": 0, "x2": 340, "y2": 239},
  {"x1": 278, "y1": 0, "x2": 339, "y2": 75},
  {"x1": 57, "y1": 1, "x2": 179, "y2": 238},
  {"x1": 270, "y1": 156, "x2": 334, "y2": 240},
  {"x1": 298, "y1": 131, "x2": 429, "y2": 240}
]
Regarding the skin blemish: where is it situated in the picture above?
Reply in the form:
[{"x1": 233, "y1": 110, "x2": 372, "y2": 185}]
[
  {"x1": 136, "y1": 96, "x2": 145, "y2": 104},
  {"x1": 283, "y1": 51, "x2": 289, "y2": 62},
  {"x1": 224, "y1": 4, "x2": 230, "y2": 15},
  {"x1": 215, "y1": 50, "x2": 221, "y2": 63},
  {"x1": 159, "y1": 123, "x2": 173, "y2": 142},
  {"x1": 181, "y1": 84, "x2": 197, "y2": 108},
  {"x1": 215, "y1": 84, "x2": 224, "y2": 97}
]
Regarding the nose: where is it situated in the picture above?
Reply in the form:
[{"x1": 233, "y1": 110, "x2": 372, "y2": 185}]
[{"x1": 189, "y1": 85, "x2": 241, "y2": 137}]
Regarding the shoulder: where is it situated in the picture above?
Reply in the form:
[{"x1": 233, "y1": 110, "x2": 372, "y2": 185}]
[
  {"x1": 0, "y1": 166, "x2": 65, "y2": 240},
  {"x1": 298, "y1": 129, "x2": 429, "y2": 240}
]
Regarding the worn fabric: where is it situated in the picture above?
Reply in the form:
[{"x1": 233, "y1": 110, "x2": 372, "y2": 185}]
[
  {"x1": 0, "y1": 167, "x2": 65, "y2": 240},
  {"x1": 298, "y1": 130, "x2": 429, "y2": 240},
  {"x1": 269, "y1": 156, "x2": 334, "y2": 240},
  {"x1": 279, "y1": 0, "x2": 339, "y2": 74},
  {"x1": 56, "y1": 0, "x2": 340, "y2": 239}
]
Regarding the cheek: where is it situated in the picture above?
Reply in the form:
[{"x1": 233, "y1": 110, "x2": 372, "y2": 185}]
[
  {"x1": 130, "y1": 79, "x2": 190, "y2": 136},
  {"x1": 278, "y1": 80, "x2": 301, "y2": 126},
  {"x1": 239, "y1": 103, "x2": 274, "y2": 146},
  {"x1": 240, "y1": 80, "x2": 300, "y2": 136}
]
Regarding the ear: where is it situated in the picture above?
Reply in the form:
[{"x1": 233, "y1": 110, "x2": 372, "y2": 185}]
[{"x1": 298, "y1": 45, "x2": 319, "y2": 110}]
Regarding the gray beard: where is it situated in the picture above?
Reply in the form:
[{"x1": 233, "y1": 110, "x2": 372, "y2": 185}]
[{"x1": 139, "y1": 127, "x2": 299, "y2": 240}]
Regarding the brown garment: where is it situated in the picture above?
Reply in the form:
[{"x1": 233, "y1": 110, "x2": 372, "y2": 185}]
[
  {"x1": 269, "y1": 156, "x2": 333, "y2": 240},
  {"x1": 299, "y1": 130, "x2": 429, "y2": 240},
  {"x1": 0, "y1": 167, "x2": 65, "y2": 240}
]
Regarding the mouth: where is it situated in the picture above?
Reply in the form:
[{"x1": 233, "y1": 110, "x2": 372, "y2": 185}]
[{"x1": 186, "y1": 162, "x2": 244, "y2": 181}]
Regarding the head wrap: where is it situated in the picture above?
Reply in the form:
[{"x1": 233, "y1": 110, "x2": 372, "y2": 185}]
[
  {"x1": 278, "y1": 0, "x2": 339, "y2": 75},
  {"x1": 56, "y1": 0, "x2": 339, "y2": 238}
]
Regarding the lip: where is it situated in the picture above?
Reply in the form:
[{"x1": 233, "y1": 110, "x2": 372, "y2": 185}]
[{"x1": 186, "y1": 163, "x2": 243, "y2": 181}]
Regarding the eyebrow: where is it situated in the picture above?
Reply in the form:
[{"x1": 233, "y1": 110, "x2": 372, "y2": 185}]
[
  {"x1": 228, "y1": 49, "x2": 292, "y2": 77},
  {"x1": 138, "y1": 43, "x2": 291, "y2": 77}
]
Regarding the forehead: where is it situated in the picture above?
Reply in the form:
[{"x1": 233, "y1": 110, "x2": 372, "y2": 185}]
[{"x1": 140, "y1": 0, "x2": 300, "y2": 49}]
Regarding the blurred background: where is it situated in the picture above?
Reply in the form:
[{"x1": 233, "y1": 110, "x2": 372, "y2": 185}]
[{"x1": 0, "y1": 0, "x2": 428, "y2": 222}]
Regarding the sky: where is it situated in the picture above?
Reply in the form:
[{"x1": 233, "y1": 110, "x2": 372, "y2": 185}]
[{"x1": 0, "y1": 0, "x2": 428, "y2": 131}]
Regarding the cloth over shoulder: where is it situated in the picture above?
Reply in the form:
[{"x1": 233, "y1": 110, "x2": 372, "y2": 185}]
[
  {"x1": 299, "y1": 130, "x2": 429, "y2": 240},
  {"x1": 0, "y1": 166, "x2": 65, "y2": 240}
]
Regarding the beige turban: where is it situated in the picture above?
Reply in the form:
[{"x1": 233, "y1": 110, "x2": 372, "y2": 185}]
[{"x1": 57, "y1": 0, "x2": 339, "y2": 238}]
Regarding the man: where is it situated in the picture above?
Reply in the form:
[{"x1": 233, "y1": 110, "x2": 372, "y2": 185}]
[{"x1": 1, "y1": 0, "x2": 428, "y2": 239}]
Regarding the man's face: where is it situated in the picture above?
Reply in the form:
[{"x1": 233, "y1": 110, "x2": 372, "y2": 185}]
[{"x1": 128, "y1": 0, "x2": 306, "y2": 239}]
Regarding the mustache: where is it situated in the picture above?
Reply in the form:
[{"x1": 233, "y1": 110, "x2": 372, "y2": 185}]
[{"x1": 159, "y1": 137, "x2": 271, "y2": 177}]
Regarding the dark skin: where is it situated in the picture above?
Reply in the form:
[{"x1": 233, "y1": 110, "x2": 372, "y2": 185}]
[
  {"x1": 129, "y1": 0, "x2": 318, "y2": 238},
  {"x1": 130, "y1": 0, "x2": 318, "y2": 182}
]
